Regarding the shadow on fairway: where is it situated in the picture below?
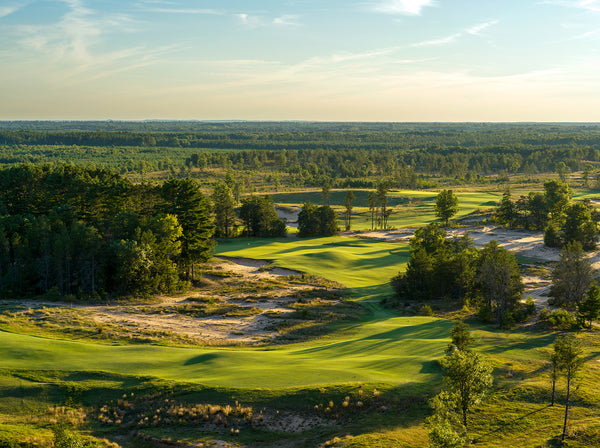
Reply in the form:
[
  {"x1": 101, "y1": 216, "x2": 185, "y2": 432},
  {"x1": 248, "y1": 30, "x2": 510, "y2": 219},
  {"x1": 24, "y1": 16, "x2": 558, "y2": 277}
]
[
  {"x1": 184, "y1": 353, "x2": 220, "y2": 366},
  {"x1": 295, "y1": 319, "x2": 453, "y2": 357}
]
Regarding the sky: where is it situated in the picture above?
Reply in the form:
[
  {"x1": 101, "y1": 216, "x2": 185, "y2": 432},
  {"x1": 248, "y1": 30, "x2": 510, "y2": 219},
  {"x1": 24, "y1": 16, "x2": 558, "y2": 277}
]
[{"x1": 1, "y1": 0, "x2": 600, "y2": 121}]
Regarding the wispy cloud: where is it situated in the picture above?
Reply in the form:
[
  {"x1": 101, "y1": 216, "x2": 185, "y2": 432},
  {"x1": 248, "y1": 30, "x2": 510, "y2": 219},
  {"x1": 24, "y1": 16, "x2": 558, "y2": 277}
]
[
  {"x1": 538, "y1": 0, "x2": 600, "y2": 11},
  {"x1": 0, "y1": 3, "x2": 24, "y2": 18},
  {"x1": 139, "y1": 7, "x2": 223, "y2": 15},
  {"x1": 466, "y1": 20, "x2": 500, "y2": 35},
  {"x1": 7, "y1": 0, "x2": 166, "y2": 81},
  {"x1": 372, "y1": 0, "x2": 436, "y2": 15},
  {"x1": 236, "y1": 13, "x2": 302, "y2": 28},
  {"x1": 412, "y1": 33, "x2": 461, "y2": 47},
  {"x1": 331, "y1": 47, "x2": 400, "y2": 63},
  {"x1": 273, "y1": 14, "x2": 301, "y2": 27},
  {"x1": 412, "y1": 20, "x2": 499, "y2": 47}
]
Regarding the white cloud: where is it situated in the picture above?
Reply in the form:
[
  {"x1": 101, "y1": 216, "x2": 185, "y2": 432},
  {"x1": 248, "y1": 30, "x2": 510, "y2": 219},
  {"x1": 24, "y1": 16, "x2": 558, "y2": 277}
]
[
  {"x1": 0, "y1": 4, "x2": 23, "y2": 18},
  {"x1": 538, "y1": 0, "x2": 600, "y2": 11},
  {"x1": 273, "y1": 14, "x2": 301, "y2": 27},
  {"x1": 579, "y1": 0, "x2": 600, "y2": 11},
  {"x1": 412, "y1": 21, "x2": 498, "y2": 47},
  {"x1": 236, "y1": 13, "x2": 267, "y2": 28},
  {"x1": 139, "y1": 7, "x2": 222, "y2": 14},
  {"x1": 373, "y1": 0, "x2": 436, "y2": 15},
  {"x1": 412, "y1": 33, "x2": 461, "y2": 47},
  {"x1": 235, "y1": 13, "x2": 301, "y2": 28},
  {"x1": 466, "y1": 20, "x2": 499, "y2": 35}
]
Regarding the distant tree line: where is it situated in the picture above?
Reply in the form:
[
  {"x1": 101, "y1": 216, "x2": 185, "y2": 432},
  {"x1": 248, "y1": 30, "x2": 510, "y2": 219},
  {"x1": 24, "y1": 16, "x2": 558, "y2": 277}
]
[{"x1": 3, "y1": 123, "x2": 600, "y2": 188}]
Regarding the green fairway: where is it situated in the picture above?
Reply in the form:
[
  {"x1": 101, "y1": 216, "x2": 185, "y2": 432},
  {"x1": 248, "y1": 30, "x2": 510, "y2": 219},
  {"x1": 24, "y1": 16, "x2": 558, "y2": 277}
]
[
  {"x1": 0, "y1": 315, "x2": 450, "y2": 389},
  {"x1": 216, "y1": 236, "x2": 410, "y2": 294},
  {"x1": 0, "y1": 234, "x2": 561, "y2": 392},
  {"x1": 271, "y1": 189, "x2": 502, "y2": 230}
]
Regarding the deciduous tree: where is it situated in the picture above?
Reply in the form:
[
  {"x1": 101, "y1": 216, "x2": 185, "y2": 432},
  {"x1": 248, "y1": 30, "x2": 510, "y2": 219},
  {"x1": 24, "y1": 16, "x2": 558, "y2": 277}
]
[{"x1": 554, "y1": 335, "x2": 584, "y2": 443}]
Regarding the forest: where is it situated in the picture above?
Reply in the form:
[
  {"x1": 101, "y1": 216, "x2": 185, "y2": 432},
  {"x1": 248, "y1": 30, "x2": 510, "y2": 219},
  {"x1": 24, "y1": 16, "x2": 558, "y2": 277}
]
[{"x1": 2, "y1": 122, "x2": 600, "y2": 189}]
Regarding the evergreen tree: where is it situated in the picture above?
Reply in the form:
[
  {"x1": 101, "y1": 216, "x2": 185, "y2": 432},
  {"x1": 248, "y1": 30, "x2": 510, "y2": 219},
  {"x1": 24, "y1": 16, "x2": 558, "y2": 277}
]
[
  {"x1": 548, "y1": 241, "x2": 595, "y2": 309},
  {"x1": 476, "y1": 240, "x2": 523, "y2": 327},
  {"x1": 435, "y1": 189, "x2": 459, "y2": 227},
  {"x1": 212, "y1": 181, "x2": 235, "y2": 237},
  {"x1": 494, "y1": 187, "x2": 515, "y2": 227},
  {"x1": 562, "y1": 202, "x2": 598, "y2": 250},
  {"x1": 577, "y1": 285, "x2": 600, "y2": 328},
  {"x1": 161, "y1": 178, "x2": 215, "y2": 280}
]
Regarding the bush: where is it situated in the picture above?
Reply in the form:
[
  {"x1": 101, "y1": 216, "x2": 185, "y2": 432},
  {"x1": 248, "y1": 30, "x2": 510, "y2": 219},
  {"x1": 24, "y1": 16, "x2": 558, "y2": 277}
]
[
  {"x1": 45, "y1": 286, "x2": 62, "y2": 302},
  {"x1": 547, "y1": 309, "x2": 577, "y2": 330},
  {"x1": 0, "y1": 438, "x2": 19, "y2": 448},
  {"x1": 544, "y1": 224, "x2": 562, "y2": 248},
  {"x1": 419, "y1": 304, "x2": 433, "y2": 316},
  {"x1": 513, "y1": 296, "x2": 537, "y2": 323},
  {"x1": 477, "y1": 304, "x2": 494, "y2": 323}
]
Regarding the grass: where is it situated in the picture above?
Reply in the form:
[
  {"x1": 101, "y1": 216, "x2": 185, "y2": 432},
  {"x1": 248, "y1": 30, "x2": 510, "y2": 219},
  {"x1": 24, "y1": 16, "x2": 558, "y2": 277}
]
[
  {"x1": 215, "y1": 236, "x2": 410, "y2": 295},
  {"x1": 271, "y1": 188, "x2": 503, "y2": 230},
  {"x1": 3, "y1": 212, "x2": 600, "y2": 446}
]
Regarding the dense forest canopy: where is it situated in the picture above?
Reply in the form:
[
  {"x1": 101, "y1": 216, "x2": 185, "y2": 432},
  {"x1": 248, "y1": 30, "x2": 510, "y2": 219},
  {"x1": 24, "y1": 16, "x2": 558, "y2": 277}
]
[
  {"x1": 1, "y1": 122, "x2": 600, "y2": 186},
  {"x1": 0, "y1": 164, "x2": 214, "y2": 299}
]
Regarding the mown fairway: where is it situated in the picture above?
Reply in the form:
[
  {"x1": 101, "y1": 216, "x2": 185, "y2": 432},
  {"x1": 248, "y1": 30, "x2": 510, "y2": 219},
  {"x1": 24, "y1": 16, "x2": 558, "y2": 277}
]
[{"x1": 271, "y1": 189, "x2": 503, "y2": 230}]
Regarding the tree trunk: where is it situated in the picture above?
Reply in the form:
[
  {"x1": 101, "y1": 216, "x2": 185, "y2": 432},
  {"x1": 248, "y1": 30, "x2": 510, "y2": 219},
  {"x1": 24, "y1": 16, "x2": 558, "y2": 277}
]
[
  {"x1": 551, "y1": 367, "x2": 556, "y2": 406},
  {"x1": 562, "y1": 374, "x2": 571, "y2": 442}
]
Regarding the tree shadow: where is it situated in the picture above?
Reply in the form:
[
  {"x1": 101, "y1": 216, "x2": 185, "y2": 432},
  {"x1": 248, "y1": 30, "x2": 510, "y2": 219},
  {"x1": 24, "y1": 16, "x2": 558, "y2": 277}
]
[
  {"x1": 472, "y1": 405, "x2": 552, "y2": 444},
  {"x1": 184, "y1": 353, "x2": 220, "y2": 366}
]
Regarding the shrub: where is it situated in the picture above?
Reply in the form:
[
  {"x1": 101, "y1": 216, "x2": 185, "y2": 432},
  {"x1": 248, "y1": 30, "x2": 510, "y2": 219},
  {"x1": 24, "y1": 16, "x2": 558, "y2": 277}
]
[
  {"x1": 544, "y1": 224, "x2": 562, "y2": 248},
  {"x1": 419, "y1": 304, "x2": 433, "y2": 316},
  {"x1": 513, "y1": 297, "x2": 537, "y2": 323},
  {"x1": 547, "y1": 309, "x2": 577, "y2": 330},
  {"x1": 45, "y1": 286, "x2": 62, "y2": 302},
  {"x1": 477, "y1": 304, "x2": 494, "y2": 323}
]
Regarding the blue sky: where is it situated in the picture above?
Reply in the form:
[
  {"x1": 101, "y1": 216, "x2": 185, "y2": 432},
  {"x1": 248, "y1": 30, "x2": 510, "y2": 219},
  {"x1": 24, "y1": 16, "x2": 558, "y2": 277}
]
[{"x1": 1, "y1": 0, "x2": 599, "y2": 121}]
